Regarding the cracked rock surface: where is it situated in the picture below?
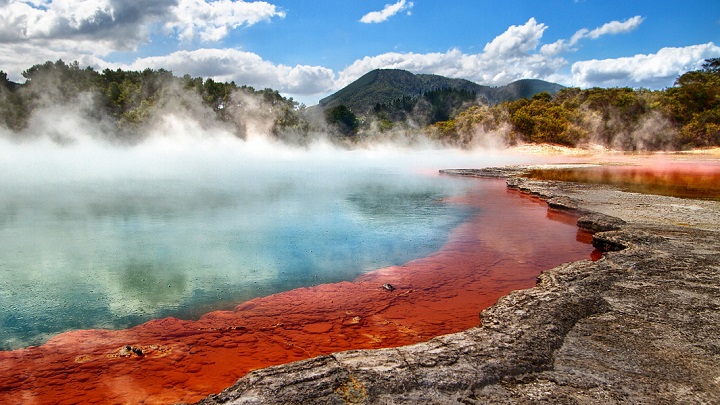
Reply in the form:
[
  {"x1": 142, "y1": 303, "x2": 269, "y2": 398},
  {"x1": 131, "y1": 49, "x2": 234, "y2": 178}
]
[{"x1": 196, "y1": 167, "x2": 720, "y2": 404}]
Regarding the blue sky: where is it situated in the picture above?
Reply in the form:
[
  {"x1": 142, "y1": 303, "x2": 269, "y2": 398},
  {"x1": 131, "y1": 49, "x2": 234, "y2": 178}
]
[{"x1": 0, "y1": 0, "x2": 718, "y2": 104}]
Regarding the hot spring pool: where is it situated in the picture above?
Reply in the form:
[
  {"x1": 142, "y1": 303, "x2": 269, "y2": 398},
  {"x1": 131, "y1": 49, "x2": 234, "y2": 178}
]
[
  {"x1": 0, "y1": 134, "x2": 599, "y2": 403},
  {"x1": 0, "y1": 166, "x2": 480, "y2": 350},
  {"x1": 0, "y1": 131, "x2": 554, "y2": 351}
]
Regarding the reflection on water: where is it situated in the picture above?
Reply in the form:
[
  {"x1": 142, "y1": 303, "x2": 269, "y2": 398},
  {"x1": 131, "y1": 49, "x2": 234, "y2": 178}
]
[
  {"x1": 0, "y1": 173, "x2": 472, "y2": 350},
  {"x1": 528, "y1": 162, "x2": 720, "y2": 201},
  {"x1": 0, "y1": 176, "x2": 596, "y2": 405}
]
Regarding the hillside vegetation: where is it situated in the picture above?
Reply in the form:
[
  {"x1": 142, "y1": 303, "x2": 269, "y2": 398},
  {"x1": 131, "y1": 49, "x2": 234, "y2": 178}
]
[
  {"x1": 427, "y1": 59, "x2": 720, "y2": 150},
  {"x1": 0, "y1": 60, "x2": 305, "y2": 142},
  {"x1": 1, "y1": 59, "x2": 719, "y2": 150}
]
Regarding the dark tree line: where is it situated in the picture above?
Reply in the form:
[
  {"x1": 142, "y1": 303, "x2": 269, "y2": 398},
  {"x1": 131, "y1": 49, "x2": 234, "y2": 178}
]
[
  {"x1": 373, "y1": 87, "x2": 479, "y2": 127},
  {"x1": 325, "y1": 86, "x2": 480, "y2": 137}
]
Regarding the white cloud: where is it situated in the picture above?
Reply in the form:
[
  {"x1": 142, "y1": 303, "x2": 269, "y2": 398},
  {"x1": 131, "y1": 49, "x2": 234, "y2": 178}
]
[
  {"x1": 571, "y1": 43, "x2": 720, "y2": 88},
  {"x1": 586, "y1": 15, "x2": 643, "y2": 39},
  {"x1": 119, "y1": 48, "x2": 336, "y2": 96},
  {"x1": 0, "y1": 0, "x2": 175, "y2": 51},
  {"x1": 0, "y1": 1, "x2": 284, "y2": 54},
  {"x1": 483, "y1": 18, "x2": 547, "y2": 58},
  {"x1": 338, "y1": 18, "x2": 565, "y2": 88},
  {"x1": 539, "y1": 40, "x2": 568, "y2": 57},
  {"x1": 540, "y1": 16, "x2": 644, "y2": 56},
  {"x1": 0, "y1": 0, "x2": 286, "y2": 82},
  {"x1": 165, "y1": 0, "x2": 285, "y2": 42},
  {"x1": 360, "y1": 0, "x2": 414, "y2": 24}
]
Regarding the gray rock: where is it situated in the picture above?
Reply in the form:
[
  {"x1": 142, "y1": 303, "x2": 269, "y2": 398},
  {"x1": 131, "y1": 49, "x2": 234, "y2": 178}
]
[{"x1": 577, "y1": 213, "x2": 626, "y2": 233}]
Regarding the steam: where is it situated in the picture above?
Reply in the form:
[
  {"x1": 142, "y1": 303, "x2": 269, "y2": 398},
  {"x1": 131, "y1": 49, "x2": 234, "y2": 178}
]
[
  {"x1": 0, "y1": 90, "x2": 553, "y2": 349},
  {"x1": 0, "y1": 74, "x2": 547, "y2": 186},
  {"x1": 626, "y1": 111, "x2": 678, "y2": 151}
]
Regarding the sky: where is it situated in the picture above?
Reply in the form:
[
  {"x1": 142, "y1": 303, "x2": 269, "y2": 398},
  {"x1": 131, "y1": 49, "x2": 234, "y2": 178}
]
[{"x1": 0, "y1": 0, "x2": 718, "y2": 105}]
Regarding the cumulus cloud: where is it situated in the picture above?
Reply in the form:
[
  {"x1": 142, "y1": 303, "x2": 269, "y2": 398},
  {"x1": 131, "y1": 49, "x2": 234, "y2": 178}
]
[
  {"x1": 571, "y1": 42, "x2": 720, "y2": 88},
  {"x1": 119, "y1": 48, "x2": 336, "y2": 95},
  {"x1": 360, "y1": 0, "x2": 414, "y2": 24},
  {"x1": 338, "y1": 18, "x2": 565, "y2": 88},
  {"x1": 0, "y1": 0, "x2": 175, "y2": 53},
  {"x1": 483, "y1": 18, "x2": 547, "y2": 58},
  {"x1": 165, "y1": 0, "x2": 285, "y2": 42},
  {"x1": 0, "y1": 0, "x2": 285, "y2": 74}
]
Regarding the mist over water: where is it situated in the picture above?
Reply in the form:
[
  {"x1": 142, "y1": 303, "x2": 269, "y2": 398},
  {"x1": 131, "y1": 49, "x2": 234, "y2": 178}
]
[{"x1": 0, "y1": 113, "x2": 544, "y2": 350}]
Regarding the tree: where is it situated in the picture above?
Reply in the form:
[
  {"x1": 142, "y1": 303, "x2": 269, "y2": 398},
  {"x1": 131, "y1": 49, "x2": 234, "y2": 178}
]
[
  {"x1": 509, "y1": 97, "x2": 580, "y2": 145},
  {"x1": 0, "y1": 70, "x2": 27, "y2": 130},
  {"x1": 325, "y1": 105, "x2": 359, "y2": 136},
  {"x1": 0, "y1": 71, "x2": 10, "y2": 89},
  {"x1": 660, "y1": 58, "x2": 720, "y2": 147}
]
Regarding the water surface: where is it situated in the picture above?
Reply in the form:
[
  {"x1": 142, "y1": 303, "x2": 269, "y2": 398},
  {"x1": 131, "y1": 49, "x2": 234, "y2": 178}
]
[
  {"x1": 0, "y1": 167, "x2": 474, "y2": 350},
  {"x1": 527, "y1": 162, "x2": 720, "y2": 200}
]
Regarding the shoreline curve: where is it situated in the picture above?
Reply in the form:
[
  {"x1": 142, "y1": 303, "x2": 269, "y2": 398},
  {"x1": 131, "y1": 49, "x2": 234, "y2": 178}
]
[
  {"x1": 0, "y1": 177, "x2": 593, "y2": 404},
  {"x1": 197, "y1": 163, "x2": 720, "y2": 404}
]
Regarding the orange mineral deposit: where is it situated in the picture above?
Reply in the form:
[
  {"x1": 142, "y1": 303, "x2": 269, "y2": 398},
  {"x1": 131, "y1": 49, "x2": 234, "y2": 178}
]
[{"x1": 0, "y1": 179, "x2": 595, "y2": 404}]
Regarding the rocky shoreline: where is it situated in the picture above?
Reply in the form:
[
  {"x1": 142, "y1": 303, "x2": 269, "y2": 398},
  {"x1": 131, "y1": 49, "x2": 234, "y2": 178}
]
[{"x1": 197, "y1": 165, "x2": 720, "y2": 404}]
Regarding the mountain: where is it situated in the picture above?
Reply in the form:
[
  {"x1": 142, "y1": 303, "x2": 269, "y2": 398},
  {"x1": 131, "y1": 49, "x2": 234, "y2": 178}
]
[
  {"x1": 490, "y1": 79, "x2": 566, "y2": 102},
  {"x1": 319, "y1": 69, "x2": 489, "y2": 114},
  {"x1": 318, "y1": 69, "x2": 565, "y2": 114}
]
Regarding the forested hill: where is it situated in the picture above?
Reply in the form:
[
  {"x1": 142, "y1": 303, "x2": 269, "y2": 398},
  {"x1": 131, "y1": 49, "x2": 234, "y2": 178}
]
[
  {"x1": 318, "y1": 69, "x2": 564, "y2": 113},
  {"x1": 319, "y1": 69, "x2": 489, "y2": 113}
]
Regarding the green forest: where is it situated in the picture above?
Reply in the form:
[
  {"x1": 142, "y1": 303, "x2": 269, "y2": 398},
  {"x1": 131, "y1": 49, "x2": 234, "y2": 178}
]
[{"x1": 1, "y1": 58, "x2": 719, "y2": 150}]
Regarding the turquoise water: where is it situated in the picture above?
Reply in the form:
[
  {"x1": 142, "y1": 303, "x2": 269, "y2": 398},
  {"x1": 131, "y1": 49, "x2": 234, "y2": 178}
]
[{"x1": 0, "y1": 163, "x2": 475, "y2": 350}]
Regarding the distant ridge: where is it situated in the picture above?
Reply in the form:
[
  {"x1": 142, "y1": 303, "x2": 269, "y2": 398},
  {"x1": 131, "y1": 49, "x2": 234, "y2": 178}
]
[
  {"x1": 492, "y1": 79, "x2": 565, "y2": 102},
  {"x1": 319, "y1": 69, "x2": 488, "y2": 113},
  {"x1": 319, "y1": 69, "x2": 565, "y2": 114}
]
